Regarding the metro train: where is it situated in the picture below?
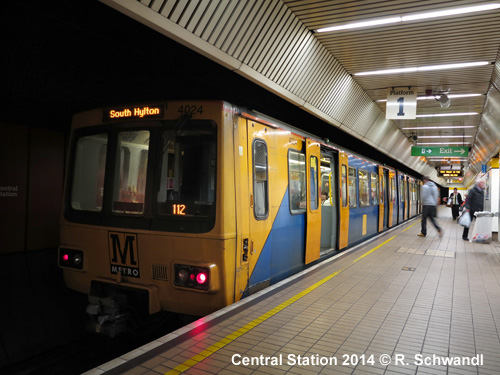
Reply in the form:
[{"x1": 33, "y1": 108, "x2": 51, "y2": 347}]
[{"x1": 58, "y1": 100, "x2": 421, "y2": 336}]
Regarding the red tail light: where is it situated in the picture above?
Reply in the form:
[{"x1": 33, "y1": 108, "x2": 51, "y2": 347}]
[
  {"x1": 174, "y1": 264, "x2": 210, "y2": 290},
  {"x1": 196, "y1": 272, "x2": 207, "y2": 284},
  {"x1": 58, "y1": 248, "x2": 84, "y2": 270}
]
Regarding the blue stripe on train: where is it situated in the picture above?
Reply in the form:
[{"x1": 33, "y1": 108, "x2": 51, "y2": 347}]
[{"x1": 249, "y1": 188, "x2": 306, "y2": 290}]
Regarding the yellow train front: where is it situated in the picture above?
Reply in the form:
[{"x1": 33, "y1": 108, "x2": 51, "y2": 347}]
[{"x1": 58, "y1": 100, "x2": 420, "y2": 336}]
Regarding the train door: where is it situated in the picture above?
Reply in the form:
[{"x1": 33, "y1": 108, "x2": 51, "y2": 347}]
[
  {"x1": 417, "y1": 180, "x2": 422, "y2": 214},
  {"x1": 389, "y1": 171, "x2": 397, "y2": 226},
  {"x1": 319, "y1": 150, "x2": 338, "y2": 254},
  {"x1": 378, "y1": 166, "x2": 385, "y2": 231},
  {"x1": 382, "y1": 169, "x2": 391, "y2": 228},
  {"x1": 338, "y1": 152, "x2": 349, "y2": 249},
  {"x1": 397, "y1": 172, "x2": 404, "y2": 224},
  {"x1": 234, "y1": 120, "x2": 273, "y2": 297},
  {"x1": 305, "y1": 138, "x2": 321, "y2": 264},
  {"x1": 409, "y1": 179, "x2": 417, "y2": 217},
  {"x1": 405, "y1": 176, "x2": 410, "y2": 220}
]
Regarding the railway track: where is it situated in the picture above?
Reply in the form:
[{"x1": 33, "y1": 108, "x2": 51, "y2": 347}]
[{"x1": 2, "y1": 312, "x2": 192, "y2": 375}]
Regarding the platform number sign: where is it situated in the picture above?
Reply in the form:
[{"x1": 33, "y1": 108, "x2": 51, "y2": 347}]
[{"x1": 386, "y1": 88, "x2": 417, "y2": 120}]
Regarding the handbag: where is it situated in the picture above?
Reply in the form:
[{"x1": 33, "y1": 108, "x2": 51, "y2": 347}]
[{"x1": 458, "y1": 211, "x2": 471, "y2": 228}]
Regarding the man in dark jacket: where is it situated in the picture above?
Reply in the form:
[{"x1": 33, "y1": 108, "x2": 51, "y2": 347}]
[
  {"x1": 448, "y1": 188, "x2": 463, "y2": 220},
  {"x1": 462, "y1": 178, "x2": 486, "y2": 241}
]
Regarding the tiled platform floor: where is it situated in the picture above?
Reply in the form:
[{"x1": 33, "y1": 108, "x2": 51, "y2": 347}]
[{"x1": 87, "y1": 207, "x2": 500, "y2": 375}]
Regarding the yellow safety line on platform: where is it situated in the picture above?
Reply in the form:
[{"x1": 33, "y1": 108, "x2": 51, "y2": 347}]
[
  {"x1": 402, "y1": 219, "x2": 421, "y2": 232},
  {"x1": 164, "y1": 235, "x2": 396, "y2": 375},
  {"x1": 352, "y1": 236, "x2": 396, "y2": 263}
]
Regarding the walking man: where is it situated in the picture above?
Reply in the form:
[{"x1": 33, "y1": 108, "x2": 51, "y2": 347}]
[
  {"x1": 418, "y1": 176, "x2": 443, "y2": 238},
  {"x1": 449, "y1": 188, "x2": 463, "y2": 220}
]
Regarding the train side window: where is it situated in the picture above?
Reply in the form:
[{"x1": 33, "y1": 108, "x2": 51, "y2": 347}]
[
  {"x1": 70, "y1": 133, "x2": 108, "y2": 212},
  {"x1": 341, "y1": 165, "x2": 347, "y2": 207},
  {"x1": 112, "y1": 130, "x2": 150, "y2": 215},
  {"x1": 309, "y1": 156, "x2": 319, "y2": 210},
  {"x1": 391, "y1": 176, "x2": 396, "y2": 202},
  {"x1": 358, "y1": 169, "x2": 369, "y2": 207},
  {"x1": 348, "y1": 167, "x2": 357, "y2": 208},
  {"x1": 253, "y1": 139, "x2": 269, "y2": 219},
  {"x1": 288, "y1": 150, "x2": 306, "y2": 214},
  {"x1": 371, "y1": 173, "x2": 379, "y2": 205},
  {"x1": 399, "y1": 177, "x2": 405, "y2": 202}
]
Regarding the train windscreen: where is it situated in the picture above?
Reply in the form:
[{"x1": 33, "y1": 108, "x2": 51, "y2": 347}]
[
  {"x1": 66, "y1": 120, "x2": 217, "y2": 233},
  {"x1": 156, "y1": 121, "x2": 217, "y2": 220}
]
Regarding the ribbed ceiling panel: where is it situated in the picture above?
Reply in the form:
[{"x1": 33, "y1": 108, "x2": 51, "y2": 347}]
[
  {"x1": 283, "y1": 0, "x2": 500, "y2": 185},
  {"x1": 103, "y1": 0, "x2": 500, "y2": 184},
  {"x1": 117, "y1": 0, "x2": 387, "y2": 140}
]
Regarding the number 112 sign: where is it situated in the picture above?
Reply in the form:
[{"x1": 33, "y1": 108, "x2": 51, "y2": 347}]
[{"x1": 385, "y1": 87, "x2": 417, "y2": 120}]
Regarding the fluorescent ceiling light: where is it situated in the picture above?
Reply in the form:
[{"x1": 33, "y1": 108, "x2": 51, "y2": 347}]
[
  {"x1": 355, "y1": 61, "x2": 489, "y2": 76},
  {"x1": 401, "y1": 4, "x2": 500, "y2": 21},
  {"x1": 417, "y1": 142, "x2": 472, "y2": 145},
  {"x1": 427, "y1": 157, "x2": 468, "y2": 159},
  {"x1": 378, "y1": 93, "x2": 482, "y2": 102},
  {"x1": 416, "y1": 112, "x2": 479, "y2": 117},
  {"x1": 402, "y1": 126, "x2": 476, "y2": 130},
  {"x1": 317, "y1": 17, "x2": 401, "y2": 32},
  {"x1": 316, "y1": 3, "x2": 500, "y2": 32},
  {"x1": 426, "y1": 158, "x2": 468, "y2": 161},
  {"x1": 417, "y1": 135, "x2": 473, "y2": 139}
]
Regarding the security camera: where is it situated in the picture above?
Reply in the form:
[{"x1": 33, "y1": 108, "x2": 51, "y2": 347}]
[
  {"x1": 409, "y1": 135, "x2": 417, "y2": 141},
  {"x1": 438, "y1": 94, "x2": 450, "y2": 108}
]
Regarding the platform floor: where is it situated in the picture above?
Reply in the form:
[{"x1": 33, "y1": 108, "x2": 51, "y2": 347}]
[{"x1": 86, "y1": 207, "x2": 500, "y2": 375}]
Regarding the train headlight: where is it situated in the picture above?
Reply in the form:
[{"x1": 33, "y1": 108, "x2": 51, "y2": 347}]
[
  {"x1": 178, "y1": 268, "x2": 189, "y2": 282},
  {"x1": 73, "y1": 254, "x2": 82, "y2": 265},
  {"x1": 58, "y1": 247, "x2": 84, "y2": 270},
  {"x1": 174, "y1": 264, "x2": 210, "y2": 291}
]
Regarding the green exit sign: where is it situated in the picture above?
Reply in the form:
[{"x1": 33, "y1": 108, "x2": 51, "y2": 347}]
[{"x1": 411, "y1": 146, "x2": 469, "y2": 157}]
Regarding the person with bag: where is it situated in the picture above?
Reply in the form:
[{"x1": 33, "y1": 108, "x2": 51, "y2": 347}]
[
  {"x1": 418, "y1": 176, "x2": 443, "y2": 238},
  {"x1": 462, "y1": 178, "x2": 486, "y2": 241},
  {"x1": 448, "y1": 188, "x2": 463, "y2": 220}
]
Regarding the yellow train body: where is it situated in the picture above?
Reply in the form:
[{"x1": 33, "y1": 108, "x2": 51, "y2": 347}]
[{"x1": 59, "y1": 100, "x2": 420, "y2": 333}]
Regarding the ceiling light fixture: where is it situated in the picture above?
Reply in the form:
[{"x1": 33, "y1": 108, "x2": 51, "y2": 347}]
[
  {"x1": 426, "y1": 158, "x2": 468, "y2": 161},
  {"x1": 316, "y1": 3, "x2": 500, "y2": 32},
  {"x1": 416, "y1": 135, "x2": 473, "y2": 139},
  {"x1": 355, "y1": 62, "x2": 489, "y2": 76},
  {"x1": 416, "y1": 112, "x2": 479, "y2": 117},
  {"x1": 427, "y1": 157, "x2": 468, "y2": 159},
  {"x1": 417, "y1": 142, "x2": 472, "y2": 145},
  {"x1": 401, "y1": 126, "x2": 476, "y2": 130}
]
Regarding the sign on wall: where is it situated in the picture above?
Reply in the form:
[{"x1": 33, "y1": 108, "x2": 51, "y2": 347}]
[{"x1": 386, "y1": 87, "x2": 417, "y2": 120}]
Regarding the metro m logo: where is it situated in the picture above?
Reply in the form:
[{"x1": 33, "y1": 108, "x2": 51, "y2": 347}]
[{"x1": 108, "y1": 232, "x2": 140, "y2": 278}]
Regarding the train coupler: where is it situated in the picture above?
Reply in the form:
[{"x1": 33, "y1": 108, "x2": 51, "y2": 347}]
[{"x1": 86, "y1": 295, "x2": 130, "y2": 337}]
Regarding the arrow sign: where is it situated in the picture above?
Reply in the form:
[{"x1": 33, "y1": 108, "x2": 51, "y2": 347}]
[{"x1": 411, "y1": 146, "x2": 469, "y2": 157}]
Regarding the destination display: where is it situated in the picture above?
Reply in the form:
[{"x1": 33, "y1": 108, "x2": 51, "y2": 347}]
[
  {"x1": 438, "y1": 170, "x2": 463, "y2": 177},
  {"x1": 104, "y1": 104, "x2": 165, "y2": 121}
]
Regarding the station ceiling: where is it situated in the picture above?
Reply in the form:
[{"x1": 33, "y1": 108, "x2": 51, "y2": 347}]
[
  {"x1": 101, "y1": 0, "x2": 500, "y2": 185},
  {"x1": 3, "y1": 1, "x2": 500, "y2": 186}
]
